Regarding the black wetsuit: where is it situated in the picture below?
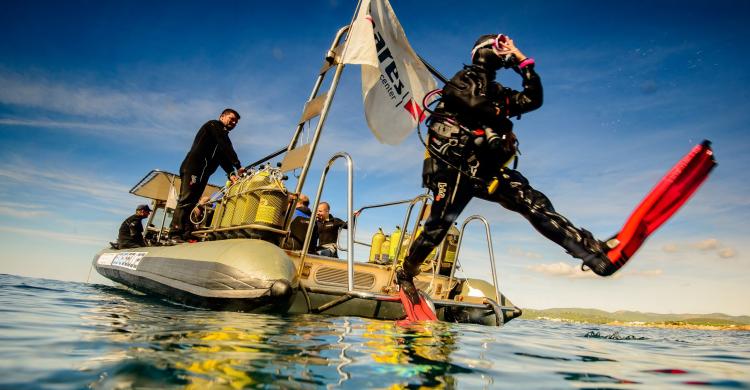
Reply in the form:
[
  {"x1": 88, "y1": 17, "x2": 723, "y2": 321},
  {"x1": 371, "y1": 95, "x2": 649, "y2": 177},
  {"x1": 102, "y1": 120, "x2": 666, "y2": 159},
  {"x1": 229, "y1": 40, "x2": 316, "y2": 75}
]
[
  {"x1": 171, "y1": 120, "x2": 241, "y2": 238},
  {"x1": 117, "y1": 214, "x2": 147, "y2": 249},
  {"x1": 287, "y1": 206, "x2": 319, "y2": 253},
  {"x1": 316, "y1": 215, "x2": 347, "y2": 257},
  {"x1": 401, "y1": 62, "x2": 605, "y2": 278}
]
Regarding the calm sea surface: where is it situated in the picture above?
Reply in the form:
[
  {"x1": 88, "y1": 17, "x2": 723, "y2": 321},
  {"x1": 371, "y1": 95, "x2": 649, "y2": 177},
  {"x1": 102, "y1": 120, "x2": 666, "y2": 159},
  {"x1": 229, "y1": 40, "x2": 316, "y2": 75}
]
[{"x1": 0, "y1": 274, "x2": 748, "y2": 389}]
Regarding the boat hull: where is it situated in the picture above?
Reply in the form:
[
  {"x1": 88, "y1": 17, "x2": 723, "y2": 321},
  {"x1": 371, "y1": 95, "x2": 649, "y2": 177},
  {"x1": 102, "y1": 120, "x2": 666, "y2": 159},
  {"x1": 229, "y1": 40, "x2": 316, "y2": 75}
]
[
  {"x1": 93, "y1": 239, "x2": 297, "y2": 312},
  {"x1": 94, "y1": 239, "x2": 521, "y2": 325}
]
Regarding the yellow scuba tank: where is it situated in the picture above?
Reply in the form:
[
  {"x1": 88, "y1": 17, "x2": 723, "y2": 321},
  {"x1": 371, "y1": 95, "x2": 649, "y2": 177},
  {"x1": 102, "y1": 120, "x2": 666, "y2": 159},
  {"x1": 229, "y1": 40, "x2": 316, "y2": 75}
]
[
  {"x1": 397, "y1": 232, "x2": 411, "y2": 261},
  {"x1": 235, "y1": 170, "x2": 272, "y2": 226},
  {"x1": 379, "y1": 236, "x2": 391, "y2": 264},
  {"x1": 210, "y1": 192, "x2": 226, "y2": 230},
  {"x1": 388, "y1": 226, "x2": 401, "y2": 260},
  {"x1": 439, "y1": 223, "x2": 460, "y2": 275},
  {"x1": 369, "y1": 228, "x2": 386, "y2": 263},
  {"x1": 219, "y1": 180, "x2": 242, "y2": 227},
  {"x1": 252, "y1": 172, "x2": 288, "y2": 229}
]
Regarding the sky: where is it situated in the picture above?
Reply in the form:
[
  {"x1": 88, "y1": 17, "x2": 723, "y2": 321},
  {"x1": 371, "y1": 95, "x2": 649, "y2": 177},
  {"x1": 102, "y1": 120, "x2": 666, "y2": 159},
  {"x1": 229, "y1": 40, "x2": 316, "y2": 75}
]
[{"x1": 0, "y1": 0, "x2": 748, "y2": 316}]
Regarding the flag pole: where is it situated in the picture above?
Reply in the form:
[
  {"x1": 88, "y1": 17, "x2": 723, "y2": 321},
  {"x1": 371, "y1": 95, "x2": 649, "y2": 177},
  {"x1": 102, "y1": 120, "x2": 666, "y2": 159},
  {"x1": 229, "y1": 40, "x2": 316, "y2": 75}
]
[
  {"x1": 292, "y1": 0, "x2": 364, "y2": 196},
  {"x1": 417, "y1": 54, "x2": 449, "y2": 85}
]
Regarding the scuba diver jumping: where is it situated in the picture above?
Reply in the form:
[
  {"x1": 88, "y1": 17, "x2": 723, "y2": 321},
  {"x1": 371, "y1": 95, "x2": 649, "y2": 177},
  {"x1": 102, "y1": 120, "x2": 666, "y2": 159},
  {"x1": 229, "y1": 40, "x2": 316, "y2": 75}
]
[
  {"x1": 396, "y1": 34, "x2": 716, "y2": 308},
  {"x1": 396, "y1": 33, "x2": 617, "y2": 304},
  {"x1": 396, "y1": 33, "x2": 716, "y2": 308}
]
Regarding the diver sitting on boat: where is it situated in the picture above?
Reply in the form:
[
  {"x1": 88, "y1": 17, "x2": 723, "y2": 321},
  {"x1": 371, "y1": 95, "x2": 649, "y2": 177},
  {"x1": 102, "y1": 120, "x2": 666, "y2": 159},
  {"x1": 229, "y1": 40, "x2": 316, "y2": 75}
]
[
  {"x1": 115, "y1": 204, "x2": 152, "y2": 249},
  {"x1": 284, "y1": 194, "x2": 319, "y2": 253},
  {"x1": 315, "y1": 201, "x2": 347, "y2": 258},
  {"x1": 170, "y1": 108, "x2": 245, "y2": 243}
]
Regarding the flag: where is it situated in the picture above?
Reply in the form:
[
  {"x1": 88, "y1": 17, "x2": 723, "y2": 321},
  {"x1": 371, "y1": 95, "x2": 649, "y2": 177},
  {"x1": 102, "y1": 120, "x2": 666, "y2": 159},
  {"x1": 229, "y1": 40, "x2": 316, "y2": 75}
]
[{"x1": 342, "y1": 0, "x2": 436, "y2": 145}]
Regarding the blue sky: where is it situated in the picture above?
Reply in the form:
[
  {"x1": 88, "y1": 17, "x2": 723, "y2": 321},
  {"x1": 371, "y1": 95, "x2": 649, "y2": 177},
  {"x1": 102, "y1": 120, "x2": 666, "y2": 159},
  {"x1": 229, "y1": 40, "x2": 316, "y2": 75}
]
[{"x1": 1, "y1": 1, "x2": 748, "y2": 315}]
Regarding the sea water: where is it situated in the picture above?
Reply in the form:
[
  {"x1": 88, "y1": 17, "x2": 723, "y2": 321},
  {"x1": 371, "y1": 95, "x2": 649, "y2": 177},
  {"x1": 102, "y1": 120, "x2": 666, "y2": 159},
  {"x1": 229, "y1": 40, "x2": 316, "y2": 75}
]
[{"x1": 0, "y1": 274, "x2": 748, "y2": 389}]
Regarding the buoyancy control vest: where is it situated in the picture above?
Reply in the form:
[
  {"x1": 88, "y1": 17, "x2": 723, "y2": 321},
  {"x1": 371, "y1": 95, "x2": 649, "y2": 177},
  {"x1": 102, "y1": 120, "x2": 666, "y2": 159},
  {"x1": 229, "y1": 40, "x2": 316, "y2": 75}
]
[{"x1": 425, "y1": 65, "x2": 519, "y2": 179}]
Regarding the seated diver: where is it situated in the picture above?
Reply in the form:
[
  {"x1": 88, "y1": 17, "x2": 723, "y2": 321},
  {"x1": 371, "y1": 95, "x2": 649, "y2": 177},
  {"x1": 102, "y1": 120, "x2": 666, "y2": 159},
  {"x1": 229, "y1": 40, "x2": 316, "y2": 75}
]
[
  {"x1": 115, "y1": 204, "x2": 152, "y2": 249},
  {"x1": 284, "y1": 194, "x2": 319, "y2": 253},
  {"x1": 396, "y1": 33, "x2": 617, "y2": 304},
  {"x1": 315, "y1": 201, "x2": 347, "y2": 258}
]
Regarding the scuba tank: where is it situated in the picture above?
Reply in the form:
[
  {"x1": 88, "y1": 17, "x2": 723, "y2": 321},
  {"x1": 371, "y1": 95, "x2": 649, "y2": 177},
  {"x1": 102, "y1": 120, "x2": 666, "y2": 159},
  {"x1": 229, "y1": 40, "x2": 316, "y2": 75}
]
[
  {"x1": 369, "y1": 228, "x2": 386, "y2": 263},
  {"x1": 235, "y1": 170, "x2": 272, "y2": 226},
  {"x1": 397, "y1": 232, "x2": 411, "y2": 261},
  {"x1": 251, "y1": 168, "x2": 288, "y2": 229},
  {"x1": 219, "y1": 180, "x2": 243, "y2": 228},
  {"x1": 439, "y1": 223, "x2": 460, "y2": 275},
  {"x1": 379, "y1": 236, "x2": 391, "y2": 265},
  {"x1": 252, "y1": 187, "x2": 288, "y2": 229},
  {"x1": 388, "y1": 226, "x2": 401, "y2": 260}
]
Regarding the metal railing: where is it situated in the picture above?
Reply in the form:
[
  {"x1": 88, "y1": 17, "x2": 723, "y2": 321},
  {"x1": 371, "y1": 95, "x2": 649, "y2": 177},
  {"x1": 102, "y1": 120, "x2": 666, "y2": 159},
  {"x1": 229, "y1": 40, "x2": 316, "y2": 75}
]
[
  {"x1": 338, "y1": 194, "x2": 432, "y2": 288},
  {"x1": 299, "y1": 152, "x2": 355, "y2": 290},
  {"x1": 448, "y1": 215, "x2": 501, "y2": 304},
  {"x1": 342, "y1": 195, "x2": 428, "y2": 250},
  {"x1": 385, "y1": 194, "x2": 432, "y2": 288}
]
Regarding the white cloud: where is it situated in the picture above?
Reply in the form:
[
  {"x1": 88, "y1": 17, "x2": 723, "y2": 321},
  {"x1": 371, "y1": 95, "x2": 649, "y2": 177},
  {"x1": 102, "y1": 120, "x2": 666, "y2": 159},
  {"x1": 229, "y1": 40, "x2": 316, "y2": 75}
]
[
  {"x1": 0, "y1": 69, "x2": 288, "y2": 145},
  {"x1": 623, "y1": 269, "x2": 663, "y2": 278},
  {"x1": 0, "y1": 158, "x2": 134, "y2": 216},
  {"x1": 693, "y1": 238, "x2": 719, "y2": 251},
  {"x1": 527, "y1": 262, "x2": 599, "y2": 279},
  {"x1": 0, "y1": 118, "x2": 156, "y2": 136},
  {"x1": 0, "y1": 225, "x2": 106, "y2": 246},
  {"x1": 0, "y1": 202, "x2": 49, "y2": 218},
  {"x1": 508, "y1": 247, "x2": 543, "y2": 259},
  {"x1": 528, "y1": 261, "x2": 665, "y2": 280},
  {"x1": 660, "y1": 238, "x2": 737, "y2": 260},
  {"x1": 0, "y1": 71, "x2": 151, "y2": 118},
  {"x1": 0, "y1": 205, "x2": 49, "y2": 218},
  {"x1": 0, "y1": 164, "x2": 129, "y2": 206}
]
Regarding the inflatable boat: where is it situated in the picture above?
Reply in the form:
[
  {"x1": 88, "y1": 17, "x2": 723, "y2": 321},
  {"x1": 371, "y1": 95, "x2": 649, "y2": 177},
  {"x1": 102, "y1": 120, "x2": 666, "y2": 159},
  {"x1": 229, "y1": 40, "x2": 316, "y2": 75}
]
[
  {"x1": 93, "y1": 20, "x2": 522, "y2": 326},
  {"x1": 93, "y1": 166, "x2": 521, "y2": 325}
]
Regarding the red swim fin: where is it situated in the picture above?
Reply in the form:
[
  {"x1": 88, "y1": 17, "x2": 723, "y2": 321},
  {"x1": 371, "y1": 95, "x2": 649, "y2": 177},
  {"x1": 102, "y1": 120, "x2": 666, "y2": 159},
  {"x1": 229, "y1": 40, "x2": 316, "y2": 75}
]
[
  {"x1": 398, "y1": 289, "x2": 438, "y2": 322},
  {"x1": 607, "y1": 140, "x2": 717, "y2": 270}
]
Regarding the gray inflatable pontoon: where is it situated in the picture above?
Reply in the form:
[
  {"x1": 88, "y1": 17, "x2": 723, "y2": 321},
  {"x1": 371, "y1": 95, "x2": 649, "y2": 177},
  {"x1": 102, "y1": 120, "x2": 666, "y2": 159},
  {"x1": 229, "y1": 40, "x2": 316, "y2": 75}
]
[{"x1": 94, "y1": 239, "x2": 296, "y2": 312}]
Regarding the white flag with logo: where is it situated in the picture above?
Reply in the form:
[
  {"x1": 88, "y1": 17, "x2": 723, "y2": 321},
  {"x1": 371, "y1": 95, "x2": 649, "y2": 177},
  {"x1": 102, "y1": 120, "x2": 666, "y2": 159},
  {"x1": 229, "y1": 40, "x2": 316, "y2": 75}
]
[{"x1": 342, "y1": 0, "x2": 436, "y2": 145}]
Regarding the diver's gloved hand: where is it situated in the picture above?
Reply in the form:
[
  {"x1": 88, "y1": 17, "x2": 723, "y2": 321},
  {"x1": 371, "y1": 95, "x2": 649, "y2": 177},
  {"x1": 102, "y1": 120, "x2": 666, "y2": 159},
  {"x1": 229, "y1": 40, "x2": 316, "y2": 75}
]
[
  {"x1": 228, "y1": 167, "x2": 245, "y2": 184},
  {"x1": 493, "y1": 35, "x2": 526, "y2": 68},
  {"x1": 396, "y1": 268, "x2": 421, "y2": 304}
]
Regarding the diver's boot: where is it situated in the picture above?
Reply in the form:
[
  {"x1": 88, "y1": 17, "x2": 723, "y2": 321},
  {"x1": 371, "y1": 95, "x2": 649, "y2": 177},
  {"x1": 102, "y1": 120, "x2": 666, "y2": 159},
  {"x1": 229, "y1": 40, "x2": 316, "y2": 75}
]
[
  {"x1": 395, "y1": 268, "x2": 421, "y2": 304},
  {"x1": 565, "y1": 230, "x2": 619, "y2": 277}
]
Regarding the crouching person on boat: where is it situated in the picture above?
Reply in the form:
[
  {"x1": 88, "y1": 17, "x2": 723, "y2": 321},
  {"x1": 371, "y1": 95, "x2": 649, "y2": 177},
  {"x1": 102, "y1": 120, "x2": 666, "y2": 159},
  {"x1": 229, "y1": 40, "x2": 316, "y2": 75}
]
[
  {"x1": 397, "y1": 34, "x2": 616, "y2": 304},
  {"x1": 170, "y1": 108, "x2": 244, "y2": 242},
  {"x1": 315, "y1": 201, "x2": 347, "y2": 258},
  {"x1": 116, "y1": 204, "x2": 152, "y2": 249}
]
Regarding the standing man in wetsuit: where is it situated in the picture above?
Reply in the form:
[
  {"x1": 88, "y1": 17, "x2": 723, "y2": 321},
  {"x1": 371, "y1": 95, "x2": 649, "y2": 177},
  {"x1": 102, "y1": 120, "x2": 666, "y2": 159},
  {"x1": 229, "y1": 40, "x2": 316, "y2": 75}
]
[
  {"x1": 117, "y1": 204, "x2": 151, "y2": 249},
  {"x1": 170, "y1": 108, "x2": 243, "y2": 242},
  {"x1": 396, "y1": 34, "x2": 616, "y2": 303},
  {"x1": 315, "y1": 202, "x2": 347, "y2": 257}
]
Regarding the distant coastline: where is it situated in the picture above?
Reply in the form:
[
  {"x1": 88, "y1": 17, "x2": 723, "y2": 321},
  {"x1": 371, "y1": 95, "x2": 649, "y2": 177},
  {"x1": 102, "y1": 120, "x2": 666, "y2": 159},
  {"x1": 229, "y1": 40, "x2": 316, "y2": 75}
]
[{"x1": 521, "y1": 308, "x2": 750, "y2": 331}]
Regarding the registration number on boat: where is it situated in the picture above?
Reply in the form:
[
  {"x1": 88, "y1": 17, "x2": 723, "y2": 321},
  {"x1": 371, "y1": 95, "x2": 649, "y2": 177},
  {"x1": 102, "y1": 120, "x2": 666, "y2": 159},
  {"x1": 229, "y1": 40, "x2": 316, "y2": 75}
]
[{"x1": 98, "y1": 252, "x2": 147, "y2": 270}]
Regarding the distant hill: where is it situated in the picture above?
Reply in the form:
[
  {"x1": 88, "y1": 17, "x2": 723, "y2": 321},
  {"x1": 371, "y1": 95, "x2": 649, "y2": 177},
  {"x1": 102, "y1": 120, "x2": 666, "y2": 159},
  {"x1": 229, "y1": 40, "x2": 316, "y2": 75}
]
[{"x1": 520, "y1": 308, "x2": 750, "y2": 327}]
